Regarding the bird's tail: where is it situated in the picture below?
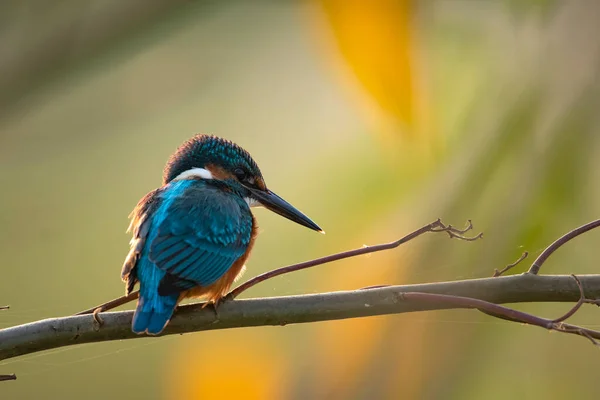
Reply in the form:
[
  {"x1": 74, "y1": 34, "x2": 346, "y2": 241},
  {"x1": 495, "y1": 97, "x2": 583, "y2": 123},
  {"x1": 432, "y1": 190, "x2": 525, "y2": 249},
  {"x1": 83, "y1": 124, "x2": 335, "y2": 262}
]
[{"x1": 132, "y1": 292, "x2": 179, "y2": 335}]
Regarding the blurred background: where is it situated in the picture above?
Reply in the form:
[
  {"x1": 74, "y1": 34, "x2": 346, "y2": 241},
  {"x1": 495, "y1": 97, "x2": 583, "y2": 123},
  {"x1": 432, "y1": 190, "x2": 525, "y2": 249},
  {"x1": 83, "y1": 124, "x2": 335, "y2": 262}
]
[{"x1": 1, "y1": 0, "x2": 600, "y2": 399}]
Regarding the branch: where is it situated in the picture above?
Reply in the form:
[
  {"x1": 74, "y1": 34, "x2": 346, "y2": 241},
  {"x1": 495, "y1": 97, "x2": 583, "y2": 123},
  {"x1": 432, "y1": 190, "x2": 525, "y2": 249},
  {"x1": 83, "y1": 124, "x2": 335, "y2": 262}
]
[
  {"x1": 528, "y1": 219, "x2": 600, "y2": 274},
  {"x1": 3, "y1": 274, "x2": 600, "y2": 361},
  {"x1": 229, "y1": 219, "x2": 481, "y2": 299},
  {"x1": 75, "y1": 292, "x2": 138, "y2": 316},
  {"x1": 493, "y1": 252, "x2": 528, "y2": 277}
]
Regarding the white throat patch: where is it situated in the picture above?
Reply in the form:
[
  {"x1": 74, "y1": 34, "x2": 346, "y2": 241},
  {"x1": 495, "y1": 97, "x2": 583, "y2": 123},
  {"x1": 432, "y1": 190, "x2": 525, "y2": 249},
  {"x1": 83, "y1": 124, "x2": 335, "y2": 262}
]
[
  {"x1": 173, "y1": 167, "x2": 213, "y2": 181},
  {"x1": 244, "y1": 197, "x2": 261, "y2": 208}
]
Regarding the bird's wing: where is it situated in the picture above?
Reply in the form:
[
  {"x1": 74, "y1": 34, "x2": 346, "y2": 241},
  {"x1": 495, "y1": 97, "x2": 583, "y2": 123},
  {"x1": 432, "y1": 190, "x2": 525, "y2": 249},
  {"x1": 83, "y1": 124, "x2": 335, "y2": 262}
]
[
  {"x1": 121, "y1": 188, "x2": 161, "y2": 294},
  {"x1": 148, "y1": 181, "x2": 253, "y2": 295}
]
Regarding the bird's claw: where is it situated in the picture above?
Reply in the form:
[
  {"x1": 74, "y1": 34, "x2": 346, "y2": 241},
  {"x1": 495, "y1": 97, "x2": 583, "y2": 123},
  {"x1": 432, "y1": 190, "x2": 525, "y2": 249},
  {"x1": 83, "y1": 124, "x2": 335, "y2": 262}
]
[
  {"x1": 208, "y1": 301, "x2": 220, "y2": 320},
  {"x1": 92, "y1": 307, "x2": 104, "y2": 330},
  {"x1": 202, "y1": 297, "x2": 229, "y2": 320}
]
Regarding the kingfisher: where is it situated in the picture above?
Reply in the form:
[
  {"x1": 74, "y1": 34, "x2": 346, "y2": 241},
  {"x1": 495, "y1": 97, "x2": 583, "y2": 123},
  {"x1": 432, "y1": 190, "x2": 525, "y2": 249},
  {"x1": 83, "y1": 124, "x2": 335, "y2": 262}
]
[{"x1": 121, "y1": 135, "x2": 322, "y2": 335}]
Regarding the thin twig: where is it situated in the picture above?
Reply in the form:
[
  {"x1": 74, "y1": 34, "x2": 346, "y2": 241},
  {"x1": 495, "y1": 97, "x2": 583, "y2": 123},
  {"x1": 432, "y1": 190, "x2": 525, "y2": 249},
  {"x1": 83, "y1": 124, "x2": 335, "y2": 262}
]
[
  {"x1": 404, "y1": 291, "x2": 600, "y2": 344},
  {"x1": 433, "y1": 220, "x2": 474, "y2": 234},
  {"x1": 552, "y1": 275, "x2": 585, "y2": 323},
  {"x1": 76, "y1": 219, "x2": 482, "y2": 315},
  {"x1": 75, "y1": 292, "x2": 139, "y2": 316},
  {"x1": 228, "y1": 219, "x2": 481, "y2": 299},
  {"x1": 575, "y1": 329, "x2": 600, "y2": 346},
  {"x1": 493, "y1": 252, "x2": 528, "y2": 277},
  {"x1": 0, "y1": 306, "x2": 9, "y2": 311},
  {"x1": 528, "y1": 219, "x2": 600, "y2": 275},
  {"x1": 431, "y1": 219, "x2": 483, "y2": 241},
  {"x1": 556, "y1": 323, "x2": 600, "y2": 346}
]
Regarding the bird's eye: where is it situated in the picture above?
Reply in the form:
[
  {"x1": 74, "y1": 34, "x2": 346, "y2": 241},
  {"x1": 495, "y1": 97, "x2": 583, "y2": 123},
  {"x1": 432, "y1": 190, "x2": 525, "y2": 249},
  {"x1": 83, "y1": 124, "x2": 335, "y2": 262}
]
[{"x1": 234, "y1": 168, "x2": 247, "y2": 181}]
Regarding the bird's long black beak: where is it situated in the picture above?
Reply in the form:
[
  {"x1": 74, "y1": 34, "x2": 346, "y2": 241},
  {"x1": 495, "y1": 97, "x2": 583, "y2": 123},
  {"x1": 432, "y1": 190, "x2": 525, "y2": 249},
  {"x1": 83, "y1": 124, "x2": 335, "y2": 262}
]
[{"x1": 249, "y1": 188, "x2": 323, "y2": 233}]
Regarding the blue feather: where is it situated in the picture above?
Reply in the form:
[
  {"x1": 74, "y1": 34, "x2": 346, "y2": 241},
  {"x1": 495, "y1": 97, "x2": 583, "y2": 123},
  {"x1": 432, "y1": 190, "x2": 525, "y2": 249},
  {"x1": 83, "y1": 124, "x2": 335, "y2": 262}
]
[
  {"x1": 160, "y1": 246, "x2": 196, "y2": 270},
  {"x1": 132, "y1": 180, "x2": 192, "y2": 335},
  {"x1": 132, "y1": 292, "x2": 178, "y2": 335},
  {"x1": 148, "y1": 181, "x2": 252, "y2": 287}
]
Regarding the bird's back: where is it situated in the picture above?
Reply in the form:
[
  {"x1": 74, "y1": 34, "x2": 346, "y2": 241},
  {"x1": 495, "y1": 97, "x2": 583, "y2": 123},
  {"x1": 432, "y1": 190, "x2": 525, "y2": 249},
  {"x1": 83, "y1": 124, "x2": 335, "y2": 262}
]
[{"x1": 125, "y1": 178, "x2": 255, "y2": 334}]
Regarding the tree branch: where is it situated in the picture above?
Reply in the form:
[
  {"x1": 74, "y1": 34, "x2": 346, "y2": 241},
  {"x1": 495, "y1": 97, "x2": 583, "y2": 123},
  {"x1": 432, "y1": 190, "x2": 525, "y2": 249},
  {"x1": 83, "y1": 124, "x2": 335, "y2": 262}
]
[
  {"x1": 493, "y1": 251, "x2": 528, "y2": 277},
  {"x1": 228, "y1": 219, "x2": 481, "y2": 299},
  {"x1": 528, "y1": 219, "x2": 600, "y2": 274},
  {"x1": 2, "y1": 273, "x2": 600, "y2": 361}
]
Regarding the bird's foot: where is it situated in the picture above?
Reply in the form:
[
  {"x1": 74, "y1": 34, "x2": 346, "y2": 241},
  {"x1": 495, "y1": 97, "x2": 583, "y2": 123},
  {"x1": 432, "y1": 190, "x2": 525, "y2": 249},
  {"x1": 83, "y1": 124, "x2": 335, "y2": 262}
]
[
  {"x1": 202, "y1": 298, "x2": 227, "y2": 320},
  {"x1": 202, "y1": 302, "x2": 219, "y2": 320},
  {"x1": 92, "y1": 307, "x2": 104, "y2": 330}
]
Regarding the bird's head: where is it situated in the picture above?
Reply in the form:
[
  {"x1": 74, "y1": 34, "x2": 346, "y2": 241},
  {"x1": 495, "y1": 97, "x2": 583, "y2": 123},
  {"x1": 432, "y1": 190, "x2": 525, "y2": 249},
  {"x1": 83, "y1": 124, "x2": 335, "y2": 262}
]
[{"x1": 163, "y1": 135, "x2": 323, "y2": 233}]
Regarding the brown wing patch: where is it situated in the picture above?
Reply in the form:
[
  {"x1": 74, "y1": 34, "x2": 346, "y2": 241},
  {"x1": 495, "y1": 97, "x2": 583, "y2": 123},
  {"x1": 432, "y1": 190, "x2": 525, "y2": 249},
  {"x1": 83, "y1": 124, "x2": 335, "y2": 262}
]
[{"x1": 121, "y1": 188, "x2": 161, "y2": 294}]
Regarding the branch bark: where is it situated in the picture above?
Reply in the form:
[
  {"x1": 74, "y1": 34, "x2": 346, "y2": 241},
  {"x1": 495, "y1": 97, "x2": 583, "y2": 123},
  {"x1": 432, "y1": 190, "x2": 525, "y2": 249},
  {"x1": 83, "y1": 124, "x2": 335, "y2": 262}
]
[{"x1": 2, "y1": 273, "x2": 600, "y2": 361}]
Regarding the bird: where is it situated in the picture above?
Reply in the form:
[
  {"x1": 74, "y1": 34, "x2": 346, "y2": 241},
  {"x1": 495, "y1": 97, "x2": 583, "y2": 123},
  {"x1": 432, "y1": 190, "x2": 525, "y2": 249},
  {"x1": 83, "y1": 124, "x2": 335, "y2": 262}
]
[{"x1": 121, "y1": 134, "x2": 322, "y2": 335}]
